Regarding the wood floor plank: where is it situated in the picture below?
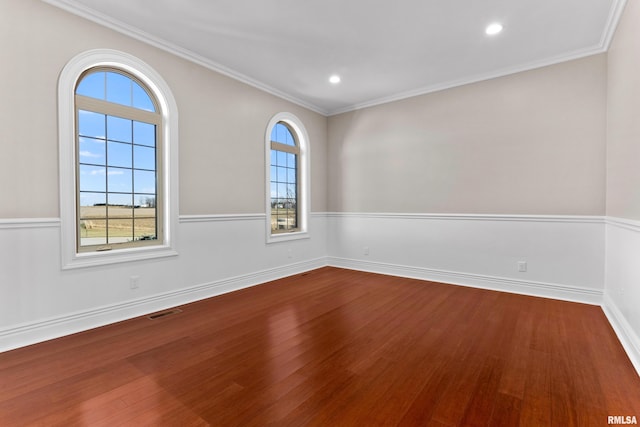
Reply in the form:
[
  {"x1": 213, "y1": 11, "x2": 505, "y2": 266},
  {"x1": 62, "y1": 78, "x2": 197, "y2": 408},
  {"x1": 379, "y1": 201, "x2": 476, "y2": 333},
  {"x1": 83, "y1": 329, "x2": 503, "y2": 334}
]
[{"x1": 1, "y1": 267, "x2": 638, "y2": 426}]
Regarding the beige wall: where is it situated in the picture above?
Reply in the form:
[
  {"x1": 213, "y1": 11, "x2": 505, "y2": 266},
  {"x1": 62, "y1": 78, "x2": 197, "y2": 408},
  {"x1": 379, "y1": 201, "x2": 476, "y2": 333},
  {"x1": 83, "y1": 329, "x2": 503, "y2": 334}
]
[
  {"x1": 328, "y1": 55, "x2": 607, "y2": 215},
  {"x1": 0, "y1": 1, "x2": 615, "y2": 219},
  {"x1": 606, "y1": 0, "x2": 640, "y2": 220},
  {"x1": 0, "y1": 0, "x2": 328, "y2": 218}
]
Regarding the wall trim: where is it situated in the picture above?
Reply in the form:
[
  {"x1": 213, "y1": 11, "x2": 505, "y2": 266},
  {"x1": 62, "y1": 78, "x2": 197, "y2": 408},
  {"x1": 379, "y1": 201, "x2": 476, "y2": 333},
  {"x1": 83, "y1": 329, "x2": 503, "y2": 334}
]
[
  {"x1": 0, "y1": 257, "x2": 329, "y2": 354},
  {"x1": 327, "y1": 256, "x2": 603, "y2": 306},
  {"x1": 179, "y1": 213, "x2": 266, "y2": 223},
  {"x1": 0, "y1": 212, "x2": 329, "y2": 227},
  {"x1": 326, "y1": 212, "x2": 605, "y2": 224},
  {"x1": 0, "y1": 218, "x2": 61, "y2": 229},
  {"x1": 602, "y1": 293, "x2": 640, "y2": 376},
  {"x1": 606, "y1": 216, "x2": 640, "y2": 233}
]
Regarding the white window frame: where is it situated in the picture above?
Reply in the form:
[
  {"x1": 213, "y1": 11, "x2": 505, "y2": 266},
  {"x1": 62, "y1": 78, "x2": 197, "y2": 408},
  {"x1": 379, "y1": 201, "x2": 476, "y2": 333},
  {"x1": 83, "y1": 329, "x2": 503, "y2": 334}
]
[
  {"x1": 265, "y1": 112, "x2": 310, "y2": 243},
  {"x1": 58, "y1": 49, "x2": 179, "y2": 269}
]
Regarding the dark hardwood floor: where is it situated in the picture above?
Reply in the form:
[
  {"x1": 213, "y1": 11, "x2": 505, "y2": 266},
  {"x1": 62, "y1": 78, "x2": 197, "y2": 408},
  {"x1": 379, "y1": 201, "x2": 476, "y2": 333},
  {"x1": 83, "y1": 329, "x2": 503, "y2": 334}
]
[{"x1": 1, "y1": 267, "x2": 638, "y2": 426}]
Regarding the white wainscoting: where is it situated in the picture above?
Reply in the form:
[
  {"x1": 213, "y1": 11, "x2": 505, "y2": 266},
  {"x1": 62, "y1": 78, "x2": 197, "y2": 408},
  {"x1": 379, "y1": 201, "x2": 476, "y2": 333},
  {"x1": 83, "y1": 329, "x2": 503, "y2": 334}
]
[
  {"x1": 326, "y1": 213, "x2": 605, "y2": 304},
  {"x1": 604, "y1": 217, "x2": 640, "y2": 374},
  {"x1": 5, "y1": 212, "x2": 639, "y2": 377},
  {"x1": 0, "y1": 214, "x2": 328, "y2": 353}
]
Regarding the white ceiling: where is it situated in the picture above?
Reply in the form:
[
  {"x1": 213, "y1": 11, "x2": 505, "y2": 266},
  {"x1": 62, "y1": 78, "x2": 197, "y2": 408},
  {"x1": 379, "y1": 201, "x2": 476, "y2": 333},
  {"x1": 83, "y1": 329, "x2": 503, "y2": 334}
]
[{"x1": 43, "y1": 0, "x2": 625, "y2": 115}]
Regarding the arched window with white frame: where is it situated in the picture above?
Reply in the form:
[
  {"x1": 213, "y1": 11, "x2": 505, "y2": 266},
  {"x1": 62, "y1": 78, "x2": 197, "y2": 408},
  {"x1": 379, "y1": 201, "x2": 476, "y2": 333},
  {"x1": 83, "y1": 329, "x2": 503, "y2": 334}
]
[
  {"x1": 265, "y1": 113, "x2": 310, "y2": 243},
  {"x1": 59, "y1": 50, "x2": 179, "y2": 268}
]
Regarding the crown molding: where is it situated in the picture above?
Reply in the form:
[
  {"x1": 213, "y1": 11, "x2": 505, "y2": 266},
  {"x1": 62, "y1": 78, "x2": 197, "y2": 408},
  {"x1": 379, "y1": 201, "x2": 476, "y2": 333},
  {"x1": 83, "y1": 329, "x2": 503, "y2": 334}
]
[
  {"x1": 600, "y1": 0, "x2": 628, "y2": 50},
  {"x1": 41, "y1": 0, "x2": 629, "y2": 117},
  {"x1": 328, "y1": 45, "x2": 607, "y2": 116},
  {"x1": 40, "y1": 0, "x2": 329, "y2": 116}
]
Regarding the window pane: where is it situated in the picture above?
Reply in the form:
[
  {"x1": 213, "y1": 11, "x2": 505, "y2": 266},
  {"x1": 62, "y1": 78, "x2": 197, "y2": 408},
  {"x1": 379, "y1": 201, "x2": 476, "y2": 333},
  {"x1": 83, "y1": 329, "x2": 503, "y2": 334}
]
[
  {"x1": 133, "y1": 122, "x2": 155, "y2": 147},
  {"x1": 276, "y1": 166, "x2": 287, "y2": 182},
  {"x1": 76, "y1": 72, "x2": 105, "y2": 100},
  {"x1": 78, "y1": 110, "x2": 105, "y2": 138},
  {"x1": 107, "y1": 141, "x2": 132, "y2": 168},
  {"x1": 134, "y1": 145, "x2": 155, "y2": 170},
  {"x1": 79, "y1": 219, "x2": 107, "y2": 247},
  {"x1": 135, "y1": 194, "x2": 156, "y2": 208},
  {"x1": 107, "y1": 116, "x2": 132, "y2": 143},
  {"x1": 134, "y1": 205, "x2": 156, "y2": 240},
  {"x1": 79, "y1": 165, "x2": 106, "y2": 192},
  {"x1": 287, "y1": 184, "x2": 297, "y2": 199},
  {"x1": 79, "y1": 137, "x2": 105, "y2": 166},
  {"x1": 287, "y1": 153, "x2": 296, "y2": 169},
  {"x1": 134, "y1": 170, "x2": 156, "y2": 194},
  {"x1": 277, "y1": 150, "x2": 287, "y2": 166},
  {"x1": 270, "y1": 123, "x2": 280, "y2": 143},
  {"x1": 270, "y1": 183, "x2": 277, "y2": 199},
  {"x1": 270, "y1": 150, "x2": 277, "y2": 166},
  {"x1": 107, "y1": 202, "x2": 133, "y2": 244},
  {"x1": 270, "y1": 166, "x2": 277, "y2": 181},
  {"x1": 108, "y1": 192, "x2": 132, "y2": 207},
  {"x1": 277, "y1": 183, "x2": 288, "y2": 199},
  {"x1": 106, "y1": 72, "x2": 132, "y2": 107},
  {"x1": 79, "y1": 192, "x2": 106, "y2": 218},
  {"x1": 108, "y1": 218, "x2": 133, "y2": 244},
  {"x1": 132, "y1": 82, "x2": 155, "y2": 112},
  {"x1": 271, "y1": 122, "x2": 295, "y2": 146},
  {"x1": 287, "y1": 168, "x2": 296, "y2": 182},
  {"x1": 285, "y1": 127, "x2": 294, "y2": 146},
  {"x1": 107, "y1": 168, "x2": 132, "y2": 193}
]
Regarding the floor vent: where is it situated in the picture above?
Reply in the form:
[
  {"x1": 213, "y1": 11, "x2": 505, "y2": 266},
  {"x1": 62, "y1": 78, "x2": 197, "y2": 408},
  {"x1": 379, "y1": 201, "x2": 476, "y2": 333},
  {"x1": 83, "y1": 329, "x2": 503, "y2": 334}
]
[{"x1": 148, "y1": 309, "x2": 182, "y2": 320}]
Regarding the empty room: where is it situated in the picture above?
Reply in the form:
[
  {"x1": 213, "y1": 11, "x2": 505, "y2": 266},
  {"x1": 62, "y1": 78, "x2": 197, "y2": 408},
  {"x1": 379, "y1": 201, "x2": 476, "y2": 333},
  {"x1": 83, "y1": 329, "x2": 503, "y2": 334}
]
[{"x1": 1, "y1": 0, "x2": 639, "y2": 425}]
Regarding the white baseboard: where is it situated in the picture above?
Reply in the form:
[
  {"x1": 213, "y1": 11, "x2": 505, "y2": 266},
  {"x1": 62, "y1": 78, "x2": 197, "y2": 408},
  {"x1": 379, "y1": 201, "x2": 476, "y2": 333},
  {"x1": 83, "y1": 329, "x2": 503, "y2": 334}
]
[
  {"x1": 327, "y1": 256, "x2": 603, "y2": 305},
  {"x1": 602, "y1": 293, "x2": 640, "y2": 376},
  {"x1": 0, "y1": 257, "x2": 328, "y2": 353}
]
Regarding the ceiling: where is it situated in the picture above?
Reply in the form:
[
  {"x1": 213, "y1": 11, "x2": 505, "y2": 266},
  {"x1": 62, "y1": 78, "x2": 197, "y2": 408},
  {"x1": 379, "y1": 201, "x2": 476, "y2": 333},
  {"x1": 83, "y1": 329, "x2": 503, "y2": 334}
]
[{"x1": 43, "y1": 0, "x2": 625, "y2": 115}]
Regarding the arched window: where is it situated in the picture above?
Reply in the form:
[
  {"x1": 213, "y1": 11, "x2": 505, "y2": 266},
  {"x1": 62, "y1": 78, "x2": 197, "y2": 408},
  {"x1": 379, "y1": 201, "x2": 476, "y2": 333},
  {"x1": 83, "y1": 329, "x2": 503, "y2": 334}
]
[
  {"x1": 75, "y1": 69, "x2": 161, "y2": 251},
  {"x1": 59, "y1": 50, "x2": 178, "y2": 268},
  {"x1": 266, "y1": 113, "x2": 309, "y2": 243},
  {"x1": 270, "y1": 122, "x2": 299, "y2": 233}
]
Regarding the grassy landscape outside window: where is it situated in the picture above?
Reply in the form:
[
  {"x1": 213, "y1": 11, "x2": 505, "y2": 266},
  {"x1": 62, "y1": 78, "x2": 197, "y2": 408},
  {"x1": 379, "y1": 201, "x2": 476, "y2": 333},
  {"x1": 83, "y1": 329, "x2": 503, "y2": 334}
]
[{"x1": 75, "y1": 68, "x2": 162, "y2": 252}]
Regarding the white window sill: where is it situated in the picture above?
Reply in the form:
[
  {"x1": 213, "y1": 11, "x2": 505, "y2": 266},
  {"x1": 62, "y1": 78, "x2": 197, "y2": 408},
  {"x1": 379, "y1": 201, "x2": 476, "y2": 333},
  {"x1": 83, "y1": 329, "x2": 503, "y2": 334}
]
[
  {"x1": 266, "y1": 230, "x2": 309, "y2": 244},
  {"x1": 62, "y1": 244, "x2": 178, "y2": 270}
]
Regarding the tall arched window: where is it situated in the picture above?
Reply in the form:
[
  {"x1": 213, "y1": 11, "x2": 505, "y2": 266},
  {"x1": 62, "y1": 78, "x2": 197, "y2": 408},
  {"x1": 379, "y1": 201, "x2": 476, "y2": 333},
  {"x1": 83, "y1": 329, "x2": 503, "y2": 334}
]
[
  {"x1": 59, "y1": 50, "x2": 178, "y2": 269},
  {"x1": 270, "y1": 122, "x2": 299, "y2": 233},
  {"x1": 265, "y1": 113, "x2": 309, "y2": 243},
  {"x1": 75, "y1": 69, "x2": 162, "y2": 251}
]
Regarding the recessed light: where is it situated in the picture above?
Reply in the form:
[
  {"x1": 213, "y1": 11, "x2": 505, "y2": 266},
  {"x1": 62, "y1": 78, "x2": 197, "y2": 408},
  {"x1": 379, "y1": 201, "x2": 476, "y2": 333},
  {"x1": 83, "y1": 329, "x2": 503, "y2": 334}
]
[
  {"x1": 485, "y1": 23, "x2": 503, "y2": 36},
  {"x1": 329, "y1": 75, "x2": 341, "y2": 84}
]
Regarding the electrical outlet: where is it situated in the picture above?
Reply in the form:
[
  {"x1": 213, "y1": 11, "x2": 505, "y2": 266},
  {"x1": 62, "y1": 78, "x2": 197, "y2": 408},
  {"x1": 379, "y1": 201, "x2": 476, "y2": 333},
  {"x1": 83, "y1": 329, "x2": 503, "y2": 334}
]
[
  {"x1": 364, "y1": 246, "x2": 370, "y2": 256},
  {"x1": 517, "y1": 261, "x2": 527, "y2": 273},
  {"x1": 130, "y1": 275, "x2": 139, "y2": 289}
]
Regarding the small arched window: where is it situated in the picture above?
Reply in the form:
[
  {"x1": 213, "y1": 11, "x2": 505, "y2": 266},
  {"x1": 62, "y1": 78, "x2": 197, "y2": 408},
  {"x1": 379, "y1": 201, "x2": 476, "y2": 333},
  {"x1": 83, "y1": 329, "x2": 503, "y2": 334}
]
[
  {"x1": 265, "y1": 113, "x2": 309, "y2": 243},
  {"x1": 270, "y1": 122, "x2": 300, "y2": 233},
  {"x1": 75, "y1": 69, "x2": 162, "y2": 251}
]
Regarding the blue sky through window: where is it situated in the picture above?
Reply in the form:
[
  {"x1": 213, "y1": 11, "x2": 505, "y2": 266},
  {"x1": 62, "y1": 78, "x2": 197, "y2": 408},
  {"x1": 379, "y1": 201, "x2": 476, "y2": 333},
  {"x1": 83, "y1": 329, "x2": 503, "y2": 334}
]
[
  {"x1": 271, "y1": 123, "x2": 295, "y2": 146},
  {"x1": 76, "y1": 70, "x2": 155, "y2": 112}
]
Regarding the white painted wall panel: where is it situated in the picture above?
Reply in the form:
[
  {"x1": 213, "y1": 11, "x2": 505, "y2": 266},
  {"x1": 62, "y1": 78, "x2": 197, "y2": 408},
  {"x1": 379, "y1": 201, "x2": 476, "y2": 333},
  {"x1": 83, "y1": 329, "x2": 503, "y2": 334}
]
[
  {"x1": 604, "y1": 219, "x2": 640, "y2": 373},
  {"x1": 0, "y1": 215, "x2": 328, "y2": 352},
  {"x1": 327, "y1": 213, "x2": 604, "y2": 303}
]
